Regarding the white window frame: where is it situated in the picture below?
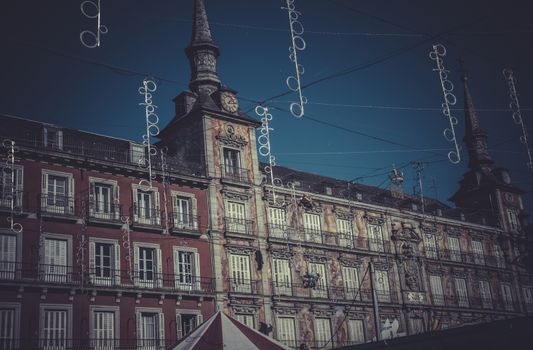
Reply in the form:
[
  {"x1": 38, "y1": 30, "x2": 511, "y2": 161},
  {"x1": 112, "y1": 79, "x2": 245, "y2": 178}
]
[
  {"x1": 133, "y1": 243, "x2": 162, "y2": 288},
  {"x1": 41, "y1": 170, "x2": 74, "y2": 215},
  {"x1": 0, "y1": 165, "x2": 23, "y2": 209},
  {"x1": 171, "y1": 191, "x2": 198, "y2": 230},
  {"x1": 454, "y1": 278, "x2": 469, "y2": 307},
  {"x1": 479, "y1": 280, "x2": 492, "y2": 309},
  {"x1": 41, "y1": 233, "x2": 72, "y2": 283},
  {"x1": 303, "y1": 212, "x2": 322, "y2": 243},
  {"x1": 429, "y1": 275, "x2": 445, "y2": 306},
  {"x1": 132, "y1": 184, "x2": 161, "y2": 226},
  {"x1": 130, "y1": 142, "x2": 145, "y2": 165},
  {"x1": 43, "y1": 127, "x2": 63, "y2": 150},
  {"x1": 375, "y1": 270, "x2": 391, "y2": 302},
  {"x1": 176, "y1": 310, "x2": 202, "y2": 340},
  {"x1": 225, "y1": 200, "x2": 248, "y2": 234},
  {"x1": 347, "y1": 319, "x2": 365, "y2": 345},
  {"x1": 342, "y1": 266, "x2": 360, "y2": 301},
  {"x1": 337, "y1": 218, "x2": 354, "y2": 248},
  {"x1": 272, "y1": 258, "x2": 292, "y2": 296},
  {"x1": 368, "y1": 224, "x2": 384, "y2": 252},
  {"x1": 0, "y1": 303, "x2": 21, "y2": 350},
  {"x1": 507, "y1": 209, "x2": 520, "y2": 231},
  {"x1": 136, "y1": 307, "x2": 164, "y2": 349},
  {"x1": 234, "y1": 313, "x2": 255, "y2": 328},
  {"x1": 471, "y1": 240, "x2": 485, "y2": 265},
  {"x1": 314, "y1": 318, "x2": 333, "y2": 349},
  {"x1": 173, "y1": 246, "x2": 200, "y2": 291},
  {"x1": 493, "y1": 243, "x2": 506, "y2": 268},
  {"x1": 0, "y1": 230, "x2": 22, "y2": 280},
  {"x1": 276, "y1": 316, "x2": 297, "y2": 349},
  {"x1": 269, "y1": 207, "x2": 287, "y2": 238},
  {"x1": 229, "y1": 254, "x2": 252, "y2": 293},
  {"x1": 447, "y1": 236, "x2": 462, "y2": 262},
  {"x1": 89, "y1": 238, "x2": 121, "y2": 286},
  {"x1": 222, "y1": 147, "x2": 242, "y2": 178},
  {"x1": 309, "y1": 262, "x2": 328, "y2": 299},
  {"x1": 89, "y1": 177, "x2": 119, "y2": 220},
  {"x1": 423, "y1": 234, "x2": 438, "y2": 259},
  {"x1": 90, "y1": 306, "x2": 119, "y2": 350},
  {"x1": 501, "y1": 283, "x2": 514, "y2": 311},
  {"x1": 39, "y1": 304, "x2": 72, "y2": 350}
]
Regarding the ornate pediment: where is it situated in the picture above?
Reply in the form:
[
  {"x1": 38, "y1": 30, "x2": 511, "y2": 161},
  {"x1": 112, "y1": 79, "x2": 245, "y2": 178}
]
[
  {"x1": 392, "y1": 224, "x2": 421, "y2": 242},
  {"x1": 222, "y1": 189, "x2": 251, "y2": 201},
  {"x1": 270, "y1": 249, "x2": 293, "y2": 260},
  {"x1": 446, "y1": 226, "x2": 461, "y2": 237},
  {"x1": 304, "y1": 253, "x2": 329, "y2": 263},
  {"x1": 333, "y1": 206, "x2": 354, "y2": 220},
  {"x1": 225, "y1": 244, "x2": 255, "y2": 256},
  {"x1": 339, "y1": 256, "x2": 363, "y2": 268},
  {"x1": 364, "y1": 214, "x2": 385, "y2": 225},
  {"x1": 216, "y1": 124, "x2": 248, "y2": 148}
]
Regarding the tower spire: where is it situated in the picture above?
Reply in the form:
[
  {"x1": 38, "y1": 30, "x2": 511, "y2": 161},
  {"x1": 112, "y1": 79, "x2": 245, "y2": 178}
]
[
  {"x1": 462, "y1": 75, "x2": 494, "y2": 169},
  {"x1": 185, "y1": 0, "x2": 221, "y2": 94}
]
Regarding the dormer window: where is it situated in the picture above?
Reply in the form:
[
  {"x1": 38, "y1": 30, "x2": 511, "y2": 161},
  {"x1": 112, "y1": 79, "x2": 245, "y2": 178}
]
[
  {"x1": 43, "y1": 127, "x2": 63, "y2": 150},
  {"x1": 130, "y1": 143, "x2": 145, "y2": 165}
]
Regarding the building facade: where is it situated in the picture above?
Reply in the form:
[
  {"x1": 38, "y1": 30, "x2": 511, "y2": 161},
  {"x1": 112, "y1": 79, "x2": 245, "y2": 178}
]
[{"x1": 1, "y1": 0, "x2": 532, "y2": 349}]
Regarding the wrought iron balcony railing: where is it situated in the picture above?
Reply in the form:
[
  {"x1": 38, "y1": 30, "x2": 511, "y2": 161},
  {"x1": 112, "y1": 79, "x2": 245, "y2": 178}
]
[
  {"x1": 228, "y1": 278, "x2": 260, "y2": 295},
  {"x1": 5, "y1": 337, "x2": 174, "y2": 350},
  {"x1": 131, "y1": 205, "x2": 161, "y2": 227},
  {"x1": 86, "y1": 200, "x2": 122, "y2": 222},
  {"x1": 170, "y1": 211, "x2": 200, "y2": 233},
  {"x1": 224, "y1": 217, "x2": 254, "y2": 235},
  {"x1": 0, "y1": 190, "x2": 26, "y2": 212},
  {"x1": 220, "y1": 164, "x2": 250, "y2": 184},
  {"x1": 40, "y1": 194, "x2": 76, "y2": 216}
]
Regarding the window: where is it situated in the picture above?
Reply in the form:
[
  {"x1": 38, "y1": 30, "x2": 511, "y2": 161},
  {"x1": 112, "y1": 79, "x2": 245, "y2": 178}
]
[
  {"x1": 273, "y1": 258, "x2": 292, "y2": 296},
  {"x1": 347, "y1": 319, "x2": 365, "y2": 345},
  {"x1": 368, "y1": 224, "x2": 384, "y2": 252},
  {"x1": 494, "y1": 243, "x2": 506, "y2": 268},
  {"x1": 176, "y1": 312, "x2": 202, "y2": 340},
  {"x1": 133, "y1": 187, "x2": 161, "y2": 226},
  {"x1": 134, "y1": 245, "x2": 162, "y2": 288},
  {"x1": 174, "y1": 248, "x2": 200, "y2": 291},
  {"x1": 410, "y1": 318, "x2": 424, "y2": 335},
  {"x1": 130, "y1": 143, "x2": 145, "y2": 165},
  {"x1": 423, "y1": 234, "x2": 438, "y2": 259},
  {"x1": 454, "y1": 278, "x2": 469, "y2": 307},
  {"x1": 447, "y1": 236, "x2": 462, "y2": 262},
  {"x1": 309, "y1": 262, "x2": 327, "y2": 298},
  {"x1": 230, "y1": 254, "x2": 251, "y2": 293},
  {"x1": 277, "y1": 317, "x2": 296, "y2": 348},
  {"x1": 303, "y1": 213, "x2": 321, "y2": 243},
  {"x1": 471, "y1": 240, "x2": 485, "y2": 265},
  {"x1": 429, "y1": 275, "x2": 444, "y2": 306},
  {"x1": 41, "y1": 171, "x2": 74, "y2": 215},
  {"x1": 223, "y1": 148, "x2": 241, "y2": 179},
  {"x1": 43, "y1": 128, "x2": 63, "y2": 150},
  {"x1": 0, "y1": 234, "x2": 17, "y2": 280},
  {"x1": 314, "y1": 318, "x2": 332, "y2": 349},
  {"x1": 507, "y1": 209, "x2": 520, "y2": 231},
  {"x1": 172, "y1": 195, "x2": 197, "y2": 229},
  {"x1": 0, "y1": 305, "x2": 20, "y2": 350},
  {"x1": 92, "y1": 310, "x2": 116, "y2": 350},
  {"x1": 137, "y1": 310, "x2": 164, "y2": 349},
  {"x1": 269, "y1": 207, "x2": 287, "y2": 238},
  {"x1": 501, "y1": 284, "x2": 513, "y2": 311},
  {"x1": 0, "y1": 166, "x2": 23, "y2": 209},
  {"x1": 40, "y1": 306, "x2": 71, "y2": 350},
  {"x1": 479, "y1": 280, "x2": 492, "y2": 309},
  {"x1": 226, "y1": 201, "x2": 247, "y2": 234},
  {"x1": 235, "y1": 314, "x2": 254, "y2": 328},
  {"x1": 523, "y1": 287, "x2": 533, "y2": 310},
  {"x1": 342, "y1": 266, "x2": 360, "y2": 300},
  {"x1": 89, "y1": 179, "x2": 119, "y2": 220},
  {"x1": 375, "y1": 270, "x2": 390, "y2": 302},
  {"x1": 42, "y1": 237, "x2": 68, "y2": 283},
  {"x1": 337, "y1": 218, "x2": 354, "y2": 247},
  {"x1": 89, "y1": 241, "x2": 120, "y2": 286}
]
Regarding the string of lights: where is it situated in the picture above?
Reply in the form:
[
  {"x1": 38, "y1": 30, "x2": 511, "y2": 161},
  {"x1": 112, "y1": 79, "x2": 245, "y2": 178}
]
[
  {"x1": 138, "y1": 78, "x2": 160, "y2": 188},
  {"x1": 2, "y1": 139, "x2": 22, "y2": 233},
  {"x1": 80, "y1": 0, "x2": 108, "y2": 48}
]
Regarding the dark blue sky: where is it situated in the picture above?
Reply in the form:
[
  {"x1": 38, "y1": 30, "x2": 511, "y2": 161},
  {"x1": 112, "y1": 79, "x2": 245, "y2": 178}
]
[{"x1": 2, "y1": 0, "x2": 533, "y2": 213}]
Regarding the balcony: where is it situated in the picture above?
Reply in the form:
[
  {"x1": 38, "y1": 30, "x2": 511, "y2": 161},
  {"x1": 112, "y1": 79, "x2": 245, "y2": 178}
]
[
  {"x1": 170, "y1": 211, "x2": 200, "y2": 236},
  {"x1": 0, "y1": 190, "x2": 26, "y2": 213},
  {"x1": 39, "y1": 194, "x2": 77, "y2": 219},
  {"x1": 10, "y1": 338, "x2": 174, "y2": 350},
  {"x1": 224, "y1": 217, "x2": 254, "y2": 236},
  {"x1": 131, "y1": 205, "x2": 162, "y2": 230},
  {"x1": 228, "y1": 278, "x2": 260, "y2": 295},
  {"x1": 86, "y1": 200, "x2": 122, "y2": 225},
  {"x1": 0, "y1": 261, "x2": 215, "y2": 295},
  {"x1": 220, "y1": 164, "x2": 250, "y2": 185}
]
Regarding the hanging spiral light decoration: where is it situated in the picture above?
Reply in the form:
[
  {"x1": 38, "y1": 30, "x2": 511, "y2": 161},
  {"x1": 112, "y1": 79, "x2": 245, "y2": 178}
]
[
  {"x1": 121, "y1": 216, "x2": 133, "y2": 281},
  {"x1": 503, "y1": 69, "x2": 533, "y2": 171},
  {"x1": 3, "y1": 140, "x2": 22, "y2": 233},
  {"x1": 138, "y1": 78, "x2": 160, "y2": 188},
  {"x1": 80, "y1": 0, "x2": 108, "y2": 48},
  {"x1": 282, "y1": 0, "x2": 307, "y2": 118},
  {"x1": 429, "y1": 44, "x2": 461, "y2": 164}
]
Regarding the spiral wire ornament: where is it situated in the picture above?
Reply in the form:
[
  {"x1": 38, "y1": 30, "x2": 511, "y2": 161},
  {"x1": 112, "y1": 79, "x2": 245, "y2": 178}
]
[
  {"x1": 160, "y1": 149, "x2": 170, "y2": 234},
  {"x1": 429, "y1": 44, "x2": 461, "y2": 164},
  {"x1": 282, "y1": 0, "x2": 308, "y2": 118},
  {"x1": 121, "y1": 216, "x2": 133, "y2": 281},
  {"x1": 76, "y1": 200, "x2": 88, "y2": 289},
  {"x1": 3, "y1": 140, "x2": 22, "y2": 233},
  {"x1": 80, "y1": 0, "x2": 108, "y2": 48},
  {"x1": 138, "y1": 78, "x2": 160, "y2": 188},
  {"x1": 503, "y1": 69, "x2": 533, "y2": 171}
]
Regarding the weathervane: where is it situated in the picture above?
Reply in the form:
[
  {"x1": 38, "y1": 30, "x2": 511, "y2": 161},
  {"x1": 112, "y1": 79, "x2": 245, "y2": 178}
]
[
  {"x1": 282, "y1": 0, "x2": 308, "y2": 118},
  {"x1": 80, "y1": 0, "x2": 108, "y2": 48},
  {"x1": 3, "y1": 140, "x2": 22, "y2": 233},
  {"x1": 429, "y1": 44, "x2": 461, "y2": 164},
  {"x1": 138, "y1": 78, "x2": 160, "y2": 188},
  {"x1": 503, "y1": 69, "x2": 533, "y2": 171}
]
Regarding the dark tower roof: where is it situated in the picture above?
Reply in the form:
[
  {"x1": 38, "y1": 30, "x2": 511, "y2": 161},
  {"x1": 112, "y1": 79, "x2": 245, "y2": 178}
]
[{"x1": 185, "y1": 0, "x2": 221, "y2": 94}]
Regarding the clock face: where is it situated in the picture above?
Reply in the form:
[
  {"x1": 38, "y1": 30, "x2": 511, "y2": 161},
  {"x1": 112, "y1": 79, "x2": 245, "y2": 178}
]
[{"x1": 221, "y1": 92, "x2": 239, "y2": 113}]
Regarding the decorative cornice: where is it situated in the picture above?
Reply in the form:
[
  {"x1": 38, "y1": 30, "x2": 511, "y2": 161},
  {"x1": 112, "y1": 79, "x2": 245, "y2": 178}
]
[
  {"x1": 222, "y1": 189, "x2": 251, "y2": 201},
  {"x1": 225, "y1": 244, "x2": 256, "y2": 256},
  {"x1": 270, "y1": 249, "x2": 293, "y2": 260},
  {"x1": 446, "y1": 226, "x2": 462, "y2": 237},
  {"x1": 365, "y1": 215, "x2": 385, "y2": 225},
  {"x1": 333, "y1": 208, "x2": 354, "y2": 220},
  {"x1": 450, "y1": 267, "x2": 469, "y2": 278},
  {"x1": 216, "y1": 125, "x2": 248, "y2": 149},
  {"x1": 231, "y1": 305, "x2": 259, "y2": 314},
  {"x1": 339, "y1": 256, "x2": 363, "y2": 268},
  {"x1": 304, "y1": 253, "x2": 329, "y2": 264}
]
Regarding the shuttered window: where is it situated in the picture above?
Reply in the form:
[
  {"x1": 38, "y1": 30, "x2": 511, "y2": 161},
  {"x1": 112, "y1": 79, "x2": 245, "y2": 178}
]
[
  {"x1": 447, "y1": 237, "x2": 461, "y2": 262},
  {"x1": 501, "y1": 284, "x2": 513, "y2": 310},
  {"x1": 471, "y1": 240, "x2": 485, "y2": 265},
  {"x1": 134, "y1": 247, "x2": 162, "y2": 288},
  {"x1": 230, "y1": 254, "x2": 251, "y2": 293},
  {"x1": 375, "y1": 270, "x2": 390, "y2": 302},
  {"x1": 454, "y1": 278, "x2": 469, "y2": 307},
  {"x1": 303, "y1": 213, "x2": 321, "y2": 243},
  {"x1": 42, "y1": 309, "x2": 68, "y2": 350},
  {"x1": 0, "y1": 166, "x2": 23, "y2": 208},
  {"x1": 0, "y1": 308, "x2": 15, "y2": 350},
  {"x1": 277, "y1": 317, "x2": 296, "y2": 347},
  {"x1": 135, "y1": 189, "x2": 160, "y2": 225},
  {"x1": 235, "y1": 314, "x2": 255, "y2": 328},
  {"x1": 309, "y1": 262, "x2": 327, "y2": 298},
  {"x1": 93, "y1": 311, "x2": 115, "y2": 349},
  {"x1": 176, "y1": 313, "x2": 202, "y2": 340},
  {"x1": 368, "y1": 224, "x2": 384, "y2": 252},
  {"x1": 342, "y1": 266, "x2": 360, "y2": 300},
  {"x1": 337, "y1": 219, "x2": 353, "y2": 247},
  {"x1": 347, "y1": 319, "x2": 365, "y2": 344},
  {"x1": 269, "y1": 207, "x2": 287, "y2": 238},
  {"x1": 273, "y1": 259, "x2": 292, "y2": 296},
  {"x1": 507, "y1": 210, "x2": 520, "y2": 230},
  {"x1": 423, "y1": 234, "x2": 438, "y2": 259},
  {"x1": 137, "y1": 312, "x2": 164, "y2": 349},
  {"x1": 429, "y1": 275, "x2": 444, "y2": 305},
  {"x1": 314, "y1": 318, "x2": 332, "y2": 349},
  {"x1": 43, "y1": 238, "x2": 67, "y2": 283},
  {"x1": 479, "y1": 280, "x2": 492, "y2": 308},
  {"x1": 523, "y1": 287, "x2": 533, "y2": 307},
  {"x1": 0, "y1": 234, "x2": 16, "y2": 280},
  {"x1": 174, "y1": 250, "x2": 200, "y2": 290},
  {"x1": 226, "y1": 201, "x2": 247, "y2": 233}
]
